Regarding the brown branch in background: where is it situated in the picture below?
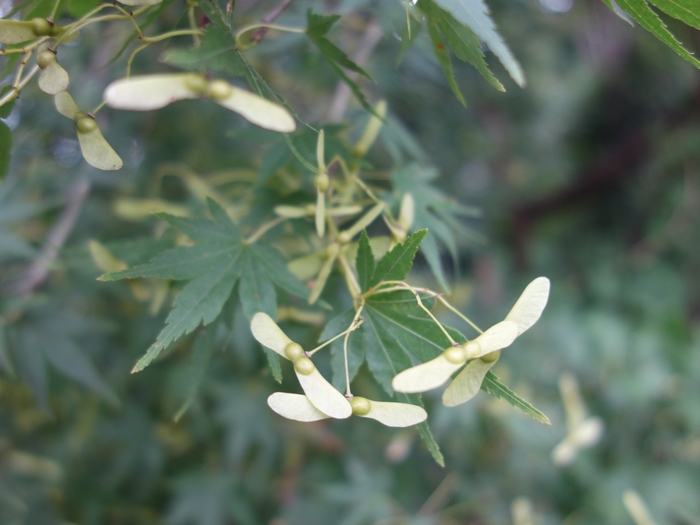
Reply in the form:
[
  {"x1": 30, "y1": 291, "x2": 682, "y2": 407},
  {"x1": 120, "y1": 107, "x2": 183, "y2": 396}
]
[
  {"x1": 327, "y1": 20, "x2": 383, "y2": 123},
  {"x1": 7, "y1": 178, "x2": 91, "y2": 296},
  {"x1": 249, "y1": 0, "x2": 296, "y2": 42}
]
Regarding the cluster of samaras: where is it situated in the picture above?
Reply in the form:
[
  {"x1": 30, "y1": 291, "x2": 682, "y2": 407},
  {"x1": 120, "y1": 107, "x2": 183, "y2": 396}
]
[{"x1": 251, "y1": 277, "x2": 550, "y2": 427}]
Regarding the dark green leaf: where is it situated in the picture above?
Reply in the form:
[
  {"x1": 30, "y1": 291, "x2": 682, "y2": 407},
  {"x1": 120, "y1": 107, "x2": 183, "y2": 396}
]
[
  {"x1": 160, "y1": 26, "x2": 248, "y2": 77},
  {"x1": 369, "y1": 229, "x2": 427, "y2": 288},
  {"x1": 433, "y1": 0, "x2": 526, "y2": 86},
  {"x1": 174, "y1": 325, "x2": 218, "y2": 421},
  {"x1": 256, "y1": 140, "x2": 291, "y2": 186},
  {"x1": 238, "y1": 249, "x2": 276, "y2": 319},
  {"x1": 356, "y1": 230, "x2": 375, "y2": 293},
  {"x1": 421, "y1": 0, "x2": 505, "y2": 91},
  {"x1": 0, "y1": 121, "x2": 11, "y2": 179},
  {"x1": 481, "y1": 371, "x2": 551, "y2": 425},
  {"x1": 425, "y1": 18, "x2": 467, "y2": 106}
]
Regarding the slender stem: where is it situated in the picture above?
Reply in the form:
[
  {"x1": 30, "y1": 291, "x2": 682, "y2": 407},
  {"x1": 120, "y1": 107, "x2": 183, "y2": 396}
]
[
  {"x1": 249, "y1": 0, "x2": 297, "y2": 42},
  {"x1": 434, "y1": 295, "x2": 483, "y2": 334},
  {"x1": 126, "y1": 42, "x2": 152, "y2": 77},
  {"x1": 13, "y1": 50, "x2": 33, "y2": 89},
  {"x1": 50, "y1": 0, "x2": 61, "y2": 19},
  {"x1": 283, "y1": 134, "x2": 317, "y2": 173},
  {"x1": 343, "y1": 304, "x2": 364, "y2": 395},
  {"x1": 142, "y1": 29, "x2": 201, "y2": 44},
  {"x1": 0, "y1": 37, "x2": 47, "y2": 55},
  {"x1": 353, "y1": 176, "x2": 383, "y2": 205},
  {"x1": 338, "y1": 253, "x2": 361, "y2": 298},
  {"x1": 307, "y1": 319, "x2": 363, "y2": 356},
  {"x1": 91, "y1": 100, "x2": 107, "y2": 115},
  {"x1": 244, "y1": 216, "x2": 286, "y2": 244},
  {"x1": 1, "y1": 56, "x2": 39, "y2": 108},
  {"x1": 187, "y1": 4, "x2": 201, "y2": 47}
]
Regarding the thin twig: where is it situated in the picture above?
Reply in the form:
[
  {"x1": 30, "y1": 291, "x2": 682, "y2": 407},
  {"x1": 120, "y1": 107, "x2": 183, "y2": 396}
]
[
  {"x1": 250, "y1": 0, "x2": 296, "y2": 42},
  {"x1": 7, "y1": 178, "x2": 91, "y2": 296}
]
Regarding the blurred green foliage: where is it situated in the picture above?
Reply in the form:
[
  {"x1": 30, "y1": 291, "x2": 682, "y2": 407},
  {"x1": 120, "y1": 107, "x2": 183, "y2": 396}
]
[{"x1": 2, "y1": 0, "x2": 700, "y2": 524}]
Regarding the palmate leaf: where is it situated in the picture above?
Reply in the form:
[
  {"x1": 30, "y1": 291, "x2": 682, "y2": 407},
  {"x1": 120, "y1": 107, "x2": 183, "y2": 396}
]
[
  {"x1": 420, "y1": 0, "x2": 505, "y2": 92},
  {"x1": 100, "y1": 198, "x2": 309, "y2": 373},
  {"x1": 306, "y1": 10, "x2": 377, "y2": 116},
  {"x1": 425, "y1": 13, "x2": 467, "y2": 106},
  {"x1": 0, "y1": 121, "x2": 11, "y2": 180},
  {"x1": 432, "y1": 0, "x2": 526, "y2": 87},
  {"x1": 369, "y1": 229, "x2": 427, "y2": 288},
  {"x1": 356, "y1": 231, "x2": 375, "y2": 293},
  {"x1": 606, "y1": 0, "x2": 700, "y2": 68}
]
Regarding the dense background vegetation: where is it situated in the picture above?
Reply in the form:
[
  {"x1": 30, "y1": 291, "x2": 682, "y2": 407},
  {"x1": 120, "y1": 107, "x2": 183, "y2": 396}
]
[{"x1": 1, "y1": 0, "x2": 700, "y2": 524}]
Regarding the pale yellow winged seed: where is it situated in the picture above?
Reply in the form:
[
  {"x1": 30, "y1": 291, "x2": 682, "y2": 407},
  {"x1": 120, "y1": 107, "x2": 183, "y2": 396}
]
[
  {"x1": 55, "y1": 91, "x2": 80, "y2": 119},
  {"x1": 293, "y1": 356, "x2": 315, "y2": 375},
  {"x1": 274, "y1": 205, "x2": 309, "y2": 218},
  {"x1": 103, "y1": 74, "x2": 200, "y2": 111},
  {"x1": 464, "y1": 320, "x2": 518, "y2": 359},
  {"x1": 213, "y1": 86, "x2": 296, "y2": 133},
  {"x1": 77, "y1": 126, "x2": 123, "y2": 171},
  {"x1": 391, "y1": 353, "x2": 464, "y2": 393},
  {"x1": 623, "y1": 490, "x2": 658, "y2": 525},
  {"x1": 442, "y1": 355, "x2": 498, "y2": 407},
  {"x1": 288, "y1": 251, "x2": 325, "y2": 281},
  {"x1": 350, "y1": 396, "x2": 372, "y2": 416},
  {"x1": 360, "y1": 400, "x2": 427, "y2": 427},
  {"x1": 39, "y1": 60, "x2": 69, "y2": 95},
  {"x1": 295, "y1": 367, "x2": 352, "y2": 419},
  {"x1": 398, "y1": 193, "x2": 415, "y2": 231},
  {"x1": 250, "y1": 312, "x2": 293, "y2": 358},
  {"x1": 505, "y1": 277, "x2": 550, "y2": 336},
  {"x1": 267, "y1": 392, "x2": 330, "y2": 422},
  {"x1": 0, "y1": 20, "x2": 37, "y2": 44},
  {"x1": 88, "y1": 240, "x2": 128, "y2": 274},
  {"x1": 283, "y1": 342, "x2": 304, "y2": 361}
]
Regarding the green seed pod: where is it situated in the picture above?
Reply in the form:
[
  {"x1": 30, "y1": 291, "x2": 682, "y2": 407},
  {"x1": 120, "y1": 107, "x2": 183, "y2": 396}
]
[
  {"x1": 324, "y1": 243, "x2": 340, "y2": 259},
  {"x1": 207, "y1": 79, "x2": 232, "y2": 101},
  {"x1": 30, "y1": 18, "x2": 52, "y2": 36},
  {"x1": 314, "y1": 172, "x2": 329, "y2": 192},
  {"x1": 284, "y1": 342, "x2": 304, "y2": 361},
  {"x1": 480, "y1": 350, "x2": 500, "y2": 363},
  {"x1": 183, "y1": 73, "x2": 208, "y2": 95},
  {"x1": 304, "y1": 203, "x2": 317, "y2": 216},
  {"x1": 350, "y1": 396, "x2": 371, "y2": 416},
  {"x1": 443, "y1": 345, "x2": 467, "y2": 364},
  {"x1": 293, "y1": 356, "x2": 315, "y2": 376},
  {"x1": 76, "y1": 116, "x2": 98, "y2": 134},
  {"x1": 37, "y1": 50, "x2": 56, "y2": 69},
  {"x1": 337, "y1": 231, "x2": 351, "y2": 245}
]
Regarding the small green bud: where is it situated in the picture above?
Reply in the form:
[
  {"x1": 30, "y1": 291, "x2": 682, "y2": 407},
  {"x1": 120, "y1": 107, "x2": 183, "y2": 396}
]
[
  {"x1": 284, "y1": 342, "x2": 304, "y2": 361},
  {"x1": 37, "y1": 50, "x2": 56, "y2": 69},
  {"x1": 76, "y1": 116, "x2": 98, "y2": 134},
  {"x1": 293, "y1": 356, "x2": 315, "y2": 375},
  {"x1": 304, "y1": 203, "x2": 317, "y2": 216},
  {"x1": 207, "y1": 79, "x2": 232, "y2": 101},
  {"x1": 480, "y1": 350, "x2": 500, "y2": 363},
  {"x1": 183, "y1": 73, "x2": 208, "y2": 95},
  {"x1": 350, "y1": 396, "x2": 371, "y2": 416},
  {"x1": 443, "y1": 346, "x2": 467, "y2": 364},
  {"x1": 30, "y1": 18, "x2": 52, "y2": 36},
  {"x1": 314, "y1": 173, "x2": 329, "y2": 192},
  {"x1": 324, "y1": 243, "x2": 340, "y2": 259},
  {"x1": 337, "y1": 231, "x2": 351, "y2": 245}
]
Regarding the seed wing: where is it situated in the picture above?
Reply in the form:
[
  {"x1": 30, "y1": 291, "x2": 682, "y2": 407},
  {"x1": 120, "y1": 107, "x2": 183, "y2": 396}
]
[
  {"x1": 505, "y1": 277, "x2": 550, "y2": 335},
  {"x1": 469, "y1": 320, "x2": 518, "y2": 358},
  {"x1": 54, "y1": 91, "x2": 80, "y2": 119},
  {"x1": 288, "y1": 251, "x2": 325, "y2": 281},
  {"x1": 391, "y1": 354, "x2": 464, "y2": 394},
  {"x1": 296, "y1": 367, "x2": 351, "y2": 419},
  {"x1": 308, "y1": 251, "x2": 336, "y2": 305},
  {"x1": 0, "y1": 20, "x2": 36, "y2": 44},
  {"x1": 103, "y1": 74, "x2": 198, "y2": 111},
  {"x1": 361, "y1": 400, "x2": 427, "y2": 427},
  {"x1": 77, "y1": 127, "x2": 123, "y2": 171},
  {"x1": 442, "y1": 357, "x2": 497, "y2": 407},
  {"x1": 315, "y1": 190, "x2": 325, "y2": 237},
  {"x1": 39, "y1": 61, "x2": 69, "y2": 95},
  {"x1": 327, "y1": 205, "x2": 362, "y2": 217},
  {"x1": 274, "y1": 205, "x2": 308, "y2": 218},
  {"x1": 214, "y1": 86, "x2": 296, "y2": 133},
  {"x1": 267, "y1": 392, "x2": 330, "y2": 422},
  {"x1": 250, "y1": 312, "x2": 292, "y2": 358},
  {"x1": 570, "y1": 417, "x2": 604, "y2": 448}
]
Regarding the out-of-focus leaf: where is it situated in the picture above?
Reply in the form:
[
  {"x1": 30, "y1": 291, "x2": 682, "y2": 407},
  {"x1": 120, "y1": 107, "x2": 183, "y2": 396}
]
[
  {"x1": 100, "y1": 199, "x2": 308, "y2": 372},
  {"x1": 425, "y1": 9, "x2": 467, "y2": 106},
  {"x1": 0, "y1": 121, "x2": 11, "y2": 179},
  {"x1": 433, "y1": 0, "x2": 526, "y2": 86},
  {"x1": 174, "y1": 325, "x2": 218, "y2": 421},
  {"x1": 306, "y1": 10, "x2": 377, "y2": 116},
  {"x1": 161, "y1": 26, "x2": 247, "y2": 76},
  {"x1": 610, "y1": 0, "x2": 700, "y2": 68}
]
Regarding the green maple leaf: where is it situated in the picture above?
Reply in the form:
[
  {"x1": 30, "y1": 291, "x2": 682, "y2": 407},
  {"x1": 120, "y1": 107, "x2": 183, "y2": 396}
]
[
  {"x1": 306, "y1": 10, "x2": 377, "y2": 115},
  {"x1": 101, "y1": 198, "x2": 309, "y2": 373}
]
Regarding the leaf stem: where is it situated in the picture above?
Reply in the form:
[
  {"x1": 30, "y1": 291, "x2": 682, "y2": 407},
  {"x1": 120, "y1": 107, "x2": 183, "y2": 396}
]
[
  {"x1": 244, "y1": 216, "x2": 287, "y2": 244},
  {"x1": 308, "y1": 318, "x2": 363, "y2": 356},
  {"x1": 343, "y1": 304, "x2": 364, "y2": 396},
  {"x1": 236, "y1": 23, "x2": 305, "y2": 49}
]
